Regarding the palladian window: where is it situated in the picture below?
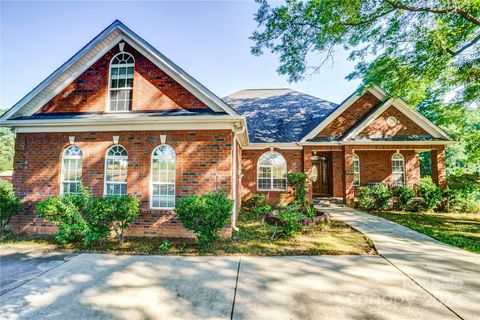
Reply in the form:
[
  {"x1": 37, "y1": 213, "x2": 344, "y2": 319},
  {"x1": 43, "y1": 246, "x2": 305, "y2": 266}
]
[
  {"x1": 392, "y1": 153, "x2": 406, "y2": 186},
  {"x1": 151, "y1": 144, "x2": 176, "y2": 209},
  {"x1": 257, "y1": 151, "x2": 287, "y2": 191},
  {"x1": 61, "y1": 145, "x2": 83, "y2": 195},
  {"x1": 108, "y1": 52, "x2": 134, "y2": 112},
  {"x1": 104, "y1": 145, "x2": 128, "y2": 196}
]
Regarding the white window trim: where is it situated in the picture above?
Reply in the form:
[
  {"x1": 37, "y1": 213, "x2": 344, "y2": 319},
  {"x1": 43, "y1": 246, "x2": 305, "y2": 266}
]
[
  {"x1": 106, "y1": 52, "x2": 135, "y2": 113},
  {"x1": 150, "y1": 144, "x2": 176, "y2": 210},
  {"x1": 391, "y1": 153, "x2": 406, "y2": 186},
  {"x1": 60, "y1": 145, "x2": 83, "y2": 195},
  {"x1": 352, "y1": 154, "x2": 360, "y2": 186},
  {"x1": 103, "y1": 145, "x2": 128, "y2": 196},
  {"x1": 257, "y1": 151, "x2": 288, "y2": 192}
]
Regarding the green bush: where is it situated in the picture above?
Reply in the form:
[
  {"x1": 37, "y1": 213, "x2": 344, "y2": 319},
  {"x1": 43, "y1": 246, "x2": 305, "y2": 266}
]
[
  {"x1": 276, "y1": 204, "x2": 305, "y2": 236},
  {"x1": 101, "y1": 196, "x2": 139, "y2": 245},
  {"x1": 356, "y1": 184, "x2": 392, "y2": 211},
  {"x1": 176, "y1": 190, "x2": 233, "y2": 250},
  {"x1": 304, "y1": 202, "x2": 317, "y2": 218},
  {"x1": 392, "y1": 185, "x2": 416, "y2": 211},
  {"x1": 36, "y1": 195, "x2": 87, "y2": 244},
  {"x1": 356, "y1": 186, "x2": 375, "y2": 211},
  {"x1": 443, "y1": 173, "x2": 480, "y2": 213},
  {"x1": 370, "y1": 184, "x2": 392, "y2": 210},
  {"x1": 287, "y1": 172, "x2": 308, "y2": 205},
  {"x1": 419, "y1": 177, "x2": 442, "y2": 211},
  {"x1": 251, "y1": 204, "x2": 272, "y2": 217},
  {"x1": 0, "y1": 181, "x2": 21, "y2": 239}
]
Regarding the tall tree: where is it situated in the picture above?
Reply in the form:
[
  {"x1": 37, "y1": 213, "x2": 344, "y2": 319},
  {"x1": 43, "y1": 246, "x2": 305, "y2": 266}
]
[
  {"x1": 0, "y1": 110, "x2": 15, "y2": 172},
  {"x1": 251, "y1": 0, "x2": 480, "y2": 173}
]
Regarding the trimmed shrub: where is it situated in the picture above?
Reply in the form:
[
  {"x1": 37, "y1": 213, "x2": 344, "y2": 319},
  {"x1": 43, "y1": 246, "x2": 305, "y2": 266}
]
[
  {"x1": 287, "y1": 172, "x2": 308, "y2": 205},
  {"x1": 392, "y1": 185, "x2": 416, "y2": 211},
  {"x1": 176, "y1": 190, "x2": 233, "y2": 250},
  {"x1": 251, "y1": 204, "x2": 272, "y2": 218},
  {"x1": 418, "y1": 177, "x2": 442, "y2": 211},
  {"x1": 101, "y1": 196, "x2": 139, "y2": 245},
  {"x1": 0, "y1": 181, "x2": 21, "y2": 239},
  {"x1": 276, "y1": 204, "x2": 305, "y2": 236},
  {"x1": 356, "y1": 184, "x2": 392, "y2": 211},
  {"x1": 36, "y1": 195, "x2": 87, "y2": 244},
  {"x1": 356, "y1": 186, "x2": 375, "y2": 211}
]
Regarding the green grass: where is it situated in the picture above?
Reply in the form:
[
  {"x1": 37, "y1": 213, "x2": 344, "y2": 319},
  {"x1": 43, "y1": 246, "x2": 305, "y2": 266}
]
[
  {"x1": 1, "y1": 212, "x2": 376, "y2": 256},
  {"x1": 369, "y1": 211, "x2": 480, "y2": 254}
]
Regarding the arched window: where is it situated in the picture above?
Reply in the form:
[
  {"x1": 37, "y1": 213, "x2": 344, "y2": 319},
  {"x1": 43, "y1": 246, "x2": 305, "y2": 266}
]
[
  {"x1": 257, "y1": 151, "x2": 287, "y2": 191},
  {"x1": 108, "y1": 52, "x2": 134, "y2": 112},
  {"x1": 151, "y1": 144, "x2": 176, "y2": 209},
  {"x1": 352, "y1": 154, "x2": 360, "y2": 186},
  {"x1": 105, "y1": 145, "x2": 128, "y2": 196},
  {"x1": 61, "y1": 145, "x2": 83, "y2": 195},
  {"x1": 392, "y1": 153, "x2": 405, "y2": 186}
]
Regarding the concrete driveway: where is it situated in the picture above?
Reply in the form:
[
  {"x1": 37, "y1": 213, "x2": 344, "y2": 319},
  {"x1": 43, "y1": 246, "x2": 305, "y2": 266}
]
[{"x1": 1, "y1": 252, "x2": 474, "y2": 319}]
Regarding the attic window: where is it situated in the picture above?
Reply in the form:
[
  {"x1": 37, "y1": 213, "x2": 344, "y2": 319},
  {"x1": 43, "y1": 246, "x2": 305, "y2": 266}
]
[
  {"x1": 386, "y1": 116, "x2": 398, "y2": 127},
  {"x1": 108, "y1": 52, "x2": 134, "y2": 112}
]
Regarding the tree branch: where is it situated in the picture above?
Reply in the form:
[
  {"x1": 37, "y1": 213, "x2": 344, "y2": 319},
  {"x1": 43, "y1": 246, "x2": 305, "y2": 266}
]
[
  {"x1": 385, "y1": 0, "x2": 480, "y2": 26},
  {"x1": 447, "y1": 33, "x2": 480, "y2": 56},
  {"x1": 343, "y1": 8, "x2": 396, "y2": 26}
]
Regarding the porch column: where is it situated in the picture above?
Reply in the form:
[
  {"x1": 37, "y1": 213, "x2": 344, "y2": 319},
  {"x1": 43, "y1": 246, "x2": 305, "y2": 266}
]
[
  {"x1": 431, "y1": 146, "x2": 447, "y2": 188},
  {"x1": 343, "y1": 146, "x2": 355, "y2": 206},
  {"x1": 303, "y1": 147, "x2": 313, "y2": 202}
]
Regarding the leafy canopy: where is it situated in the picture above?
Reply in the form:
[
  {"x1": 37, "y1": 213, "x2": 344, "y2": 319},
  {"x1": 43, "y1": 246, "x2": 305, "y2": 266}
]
[{"x1": 252, "y1": 0, "x2": 480, "y2": 172}]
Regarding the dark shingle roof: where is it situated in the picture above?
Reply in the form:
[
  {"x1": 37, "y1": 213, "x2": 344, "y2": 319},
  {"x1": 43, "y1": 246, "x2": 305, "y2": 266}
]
[{"x1": 224, "y1": 89, "x2": 338, "y2": 143}]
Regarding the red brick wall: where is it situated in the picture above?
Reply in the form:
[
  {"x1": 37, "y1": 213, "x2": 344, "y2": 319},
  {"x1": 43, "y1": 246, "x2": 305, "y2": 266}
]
[
  {"x1": 317, "y1": 92, "x2": 381, "y2": 137},
  {"x1": 240, "y1": 148, "x2": 303, "y2": 205},
  {"x1": 11, "y1": 130, "x2": 232, "y2": 237},
  {"x1": 354, "y1": 149, "x2": 420, "y2": 187},
  {"x1": 359, "y1": 106, "x2": 431, "y2": 137},
  {"x1": 37, "y1": 42, "x2": 210, "y2": 114}
]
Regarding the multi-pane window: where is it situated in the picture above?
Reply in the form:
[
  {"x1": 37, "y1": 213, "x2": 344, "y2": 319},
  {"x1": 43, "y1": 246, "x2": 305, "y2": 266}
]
[
  {"x1": 151, "y1": 144, "x2": 176, "y2": 209},
  {"x1": 61, "y1": 145, "x2": 82, "y2": 195},
  {"x1": 108, "y1": 52, "x2": 134, "y2": 112},
  {"x1": 257, "y1": 151, "x2": 287, "y2": 191},
  {"x1": 105, "y1": 145, "x2": 128, "y2": 196},
  {"x1": 392, "y1": 153, "x2": 405, "y2": 186},
  {"x1": 352, "y1": 154, "x2": 360, "y2": 186}
]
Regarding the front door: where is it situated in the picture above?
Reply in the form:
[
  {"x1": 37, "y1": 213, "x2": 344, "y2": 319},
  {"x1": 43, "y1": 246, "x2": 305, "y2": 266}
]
[{"x1": 312, "y1": 156, "x2": 330, "y2": 196}]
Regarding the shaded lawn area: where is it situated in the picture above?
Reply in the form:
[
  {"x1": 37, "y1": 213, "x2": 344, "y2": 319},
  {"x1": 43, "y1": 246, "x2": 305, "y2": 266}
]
[
  {"x1": 369, "y1": 211, "x2": 480, "y2": 254},
  {"x1": 1, "y1": 213, "x2": 376, "y2": 256}
]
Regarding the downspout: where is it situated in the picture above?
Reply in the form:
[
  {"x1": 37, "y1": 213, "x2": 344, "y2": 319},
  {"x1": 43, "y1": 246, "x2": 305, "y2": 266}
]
[{"x1": 232, "y1": 132, "x2": 239, "y2": 232}]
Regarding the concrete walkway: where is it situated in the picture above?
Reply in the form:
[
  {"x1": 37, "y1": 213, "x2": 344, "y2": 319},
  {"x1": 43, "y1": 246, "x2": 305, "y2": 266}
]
[{"x1": 319, "y1": 204, "x2": 480, "y2": 320}]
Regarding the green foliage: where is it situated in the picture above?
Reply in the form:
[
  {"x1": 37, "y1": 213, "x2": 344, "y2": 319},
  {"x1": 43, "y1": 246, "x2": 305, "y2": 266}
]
[
  {"x1": 243, "y1": 193, "x2": 266, "y2": 211},
  {"x1": 276, "y1": 204, "x2": 305, "y2": 236},
  {"x1": 35, "y1": 195, "x2": 87, "y2": 244},
  {"x1": 304, "y1": 202, "x2": 317, "y2": 218},
  {"x1": 287, "y1": 172, "x2": 308, "y2": 205},
  {"x1": 36, "y1": 185, "x2": 139, "y2": 244},
  {"x1": 392, "y1": 185, "x2": 416, "y2": 211},
  {"x1": 418, "y1": 177, "x2": 442, "y2": 211},
  {"x1": 0, "y1": 110, "x2": 15, "y2": 172},
  {"x1": 158, "y1": 240, "x2": 172, "y2": 252},
  {"x1": 356, "y1": 184, "x2": 392, "y2": 211},
  {"x1": 176, "y1": 190, "x2": 233, "y2": 250},
  {"x1": 0, "y1": 181, "x2": 21, "y2": 239},
  {"x1": 251, "y1": 0, "x2": 480, "y2": 172},
  {"x1": 251, "y1": 204, "x2": 272, "y2": 218},
  {"x1": 443, "y1": 173, "x2": 480, "y2": 213},
  {"x1": 99, "y1": 196, "x2": 139, "y2": 245}
]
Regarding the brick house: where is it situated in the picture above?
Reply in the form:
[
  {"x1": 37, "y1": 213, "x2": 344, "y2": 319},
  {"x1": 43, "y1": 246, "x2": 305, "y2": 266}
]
[{"x1": 0, "y1": 21, "x2": 453, "y2": 237}]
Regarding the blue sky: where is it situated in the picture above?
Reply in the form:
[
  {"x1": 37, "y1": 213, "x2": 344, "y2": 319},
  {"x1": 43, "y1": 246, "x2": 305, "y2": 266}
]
[{"x1": 0, "y1": 1, "x2": 361, "y2": 109}]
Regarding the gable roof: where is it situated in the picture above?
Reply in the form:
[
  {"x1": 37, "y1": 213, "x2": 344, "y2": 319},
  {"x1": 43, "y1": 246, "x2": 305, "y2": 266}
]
[
  {"x1": 1, "y1": 20, "x2": 239, "y2": 121},
  {"x1": 224, "y1": 89, "x2": 338, "y2": 143}
]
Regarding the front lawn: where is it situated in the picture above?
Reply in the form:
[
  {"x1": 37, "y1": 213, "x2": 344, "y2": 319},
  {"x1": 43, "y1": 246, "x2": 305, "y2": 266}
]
[
  {"x1": 369, "y1": 211, "x2": 480, "y2": 254},
  {"x1": 1, "y1": 212, "x2": 376, "y2": 255}
]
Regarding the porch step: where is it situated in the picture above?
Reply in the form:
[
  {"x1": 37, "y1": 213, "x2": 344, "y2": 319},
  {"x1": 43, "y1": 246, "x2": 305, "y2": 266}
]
[{"x1": 312, "y1": 197, "x2": 345, "y2": 208}]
